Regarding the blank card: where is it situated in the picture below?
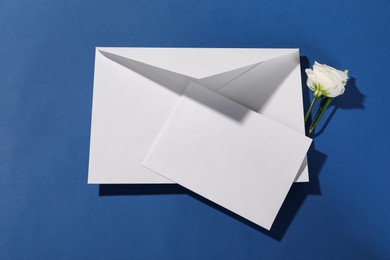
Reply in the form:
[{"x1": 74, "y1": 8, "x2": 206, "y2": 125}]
[{"x1": 143, "y1": 82, "x2": 311, "y2": 230}]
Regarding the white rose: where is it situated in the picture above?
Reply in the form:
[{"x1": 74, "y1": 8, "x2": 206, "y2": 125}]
[{"x1": 305, "y1": 61, "x2": 349, "y2": 98}]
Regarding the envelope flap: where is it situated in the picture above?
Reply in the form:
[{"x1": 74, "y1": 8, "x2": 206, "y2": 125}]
[{"x1": 97, "y1": 47, "x2": 298, "y2": 79}]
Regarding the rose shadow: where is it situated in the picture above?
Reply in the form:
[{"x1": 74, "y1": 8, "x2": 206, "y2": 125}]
[{"x1": 311, "y1": 77, "x2": 365, "y2": 137}]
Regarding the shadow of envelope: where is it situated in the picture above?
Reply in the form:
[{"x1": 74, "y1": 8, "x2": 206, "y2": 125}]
[{"x1": 88, "y1": 48, "x2": 308, "y2": 184}]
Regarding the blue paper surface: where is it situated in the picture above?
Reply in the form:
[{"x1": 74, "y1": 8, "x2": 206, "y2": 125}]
[{"x1": 1, "y1": 0, "x2": 389, "y2": 259}]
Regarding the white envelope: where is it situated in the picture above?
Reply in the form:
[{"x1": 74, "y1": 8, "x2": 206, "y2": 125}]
[
  {"x1": 143, "y1": 82, "x2": 312, "y2": 230},
  {"x1": 88, "y1": 47, "x2": 309, "y2": 184}
]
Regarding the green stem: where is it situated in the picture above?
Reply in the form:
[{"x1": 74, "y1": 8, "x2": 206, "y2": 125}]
[
  {"x1": 304, "y1": 95, "x2": 319, "y2": 123},
  {"x1": 311, "y1": 97, "x2": 328, "y2": 126},
  {"x1": 308, "y1": 97, "x2": 333, "y2": 136},
  {"x1": 310, "y1": 98, "x2": 330, "y2": 129}
]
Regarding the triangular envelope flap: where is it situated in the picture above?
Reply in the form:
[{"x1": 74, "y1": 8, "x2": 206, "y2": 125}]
[
  {"x1": 98, "y1": 49, "x2": 263, "y2": 94},
  {"x1": 97, "y1": 47, "x2": 298, "y2": 79}
]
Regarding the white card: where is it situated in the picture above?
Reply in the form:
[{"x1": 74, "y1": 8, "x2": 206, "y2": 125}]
[{"x1": 143, "y1": 82, "x2": 312, "y2": 230}]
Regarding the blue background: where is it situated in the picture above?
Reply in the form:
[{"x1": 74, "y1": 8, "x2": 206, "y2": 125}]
[{"x1": 1, "y1": 0, "x2": 389, "y2": 259}]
